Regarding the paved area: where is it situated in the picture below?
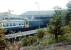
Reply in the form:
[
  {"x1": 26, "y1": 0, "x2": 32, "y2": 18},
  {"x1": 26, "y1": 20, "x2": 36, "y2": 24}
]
[
  {"x1": 22, "y1": 45, "x2": 71, "y2": 50},
  {"x1": 6, "y1": 44, "x2": 71, "y2": 50}
]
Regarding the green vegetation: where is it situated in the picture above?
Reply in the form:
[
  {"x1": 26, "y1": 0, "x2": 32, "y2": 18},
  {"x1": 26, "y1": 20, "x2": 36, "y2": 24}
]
[
  {"x1": 0, "y1": 28, "x2": 6, "y2": 42},
  {"x1": 21, "y1": 29, "x2": 46, "y2": 46},
  {"x1": 37, "y1": 29, "x2": 45, "y2": 39},
  {"x1": 21, "y1": 3, "x2": 71, "y2": 46},
  {"x1": 6, "y1": 1, "x2": 71, "y2": 48},
  {"x1": 47, "y1": 1, "x2": 71, "y2": 44},
  {"x1": 0, "y1": 28, "x2": 7, "y2": 49},
  {"x1": 22, "y1": 36, "x2": 37, "y2": 46},
  {"x1": 65, "y1": 1, "x2": 71, "y2": 25},
  {"x1": 47, "y1": 6, "x2": 64, "y2": 42}
]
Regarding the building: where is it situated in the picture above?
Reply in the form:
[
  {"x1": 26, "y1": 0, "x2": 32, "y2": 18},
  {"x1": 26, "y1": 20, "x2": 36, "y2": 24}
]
[
  {"x1": 20, "y1": 11, "x2": 54, "y2": 30},
  {"x1": 0, "y1": 11, "x2": 54, "y2": 34},
  {"x1": 0, "y1": 12, "x2": 29, "y2": 34},
  {"x1": 0, "y1": 11, "x2": 54, "y2": 41}
]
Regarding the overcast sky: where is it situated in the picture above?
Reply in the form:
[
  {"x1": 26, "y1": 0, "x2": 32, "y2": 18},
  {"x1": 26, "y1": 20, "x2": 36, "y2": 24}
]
[{"x1": 0, "y1": 0, "x2": 70, "y2": 15}]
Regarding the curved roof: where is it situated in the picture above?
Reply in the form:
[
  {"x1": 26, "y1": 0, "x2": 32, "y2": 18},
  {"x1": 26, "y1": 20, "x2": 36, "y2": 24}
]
[{"x1": 21, "y1": 10, "x2": 55, "y2": 17}]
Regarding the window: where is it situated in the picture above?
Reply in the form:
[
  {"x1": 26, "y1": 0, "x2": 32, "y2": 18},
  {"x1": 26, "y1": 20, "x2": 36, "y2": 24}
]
[
  {"x1": 19, "y1": 23, "x2": 21, "y2": 25},
  {"x1": 10, "y1": 23, "x2": 12, "y2": 26},
  {"x1": 3, "y1": 23, "x2": 9, "y2": 27},
  {"x1": 13, "y1": 23, "x2": 16, "y2": 26}
]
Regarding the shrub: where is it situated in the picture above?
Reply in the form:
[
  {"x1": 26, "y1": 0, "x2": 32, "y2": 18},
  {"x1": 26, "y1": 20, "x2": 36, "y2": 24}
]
[
  {"x1": 37, "y1": 29, "x2": 45, "y2": 39},
  {"x1": 22, "y1": 36, "x2": 37, "y2": 46},
  {"x1": 48, "y1": 38, "x2": 56, "y2": 45}
]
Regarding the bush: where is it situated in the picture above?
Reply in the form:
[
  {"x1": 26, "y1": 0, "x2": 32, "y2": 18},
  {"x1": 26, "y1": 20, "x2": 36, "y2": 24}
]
[
  {"x1": 48, "y1": 38, "x2": 56, "y2": 45},
  {"x1": 63, "y1": 33, "x2": 71, "y2": 43},
  {"x1": 22, "y1": 36, "x2": 37, "y2": 46},
  {"x1": 22, "y1": 37, "x2": 28, "y2": 46},
  {"x1": 58, "y1": 35, "x2": 67, "y2": 42},
  {"x1": 37, "y1": 29, "x2": 45, "y2": 39}
]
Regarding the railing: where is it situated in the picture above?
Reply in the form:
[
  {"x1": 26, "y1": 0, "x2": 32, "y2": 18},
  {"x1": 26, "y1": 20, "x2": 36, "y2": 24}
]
[{"x1": 5, "y1": 28, "x2": 46, "y2": 39}]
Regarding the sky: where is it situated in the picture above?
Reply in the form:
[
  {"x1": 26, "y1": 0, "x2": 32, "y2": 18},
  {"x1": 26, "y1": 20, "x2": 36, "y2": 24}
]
[{"x1": 0, "y1": 0, "x2": 70, "y2": 15}]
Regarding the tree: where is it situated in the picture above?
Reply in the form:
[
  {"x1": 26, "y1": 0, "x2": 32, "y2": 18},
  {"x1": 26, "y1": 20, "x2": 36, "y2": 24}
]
[
  {"x1": 0, "y1": 28, "x2": 6, "y2": 50},
  {"x1": 61, "y1": 21, "x2": 71, "y2": 42},
  {"x1": 65, "y1": 1, "x2": 71, "y2": 25},
  {"x1": 0, "y1": 28, "x2": 6, "y2": 42},
  {"x1": 48, "y1": 6, "x2": 64, "y2": 42},
  {"x1": 64, "y1": 21, "x2": 71, "y2": 33}
]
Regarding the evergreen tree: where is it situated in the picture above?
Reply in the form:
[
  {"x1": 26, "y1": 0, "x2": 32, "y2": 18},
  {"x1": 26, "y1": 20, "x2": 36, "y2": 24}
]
[
  {"x1": 65, "y1": 1, "x2": 71, "y2": 25},
  {"x1": 48, "y1": 6, "x2": 64, "y2": 42}
]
